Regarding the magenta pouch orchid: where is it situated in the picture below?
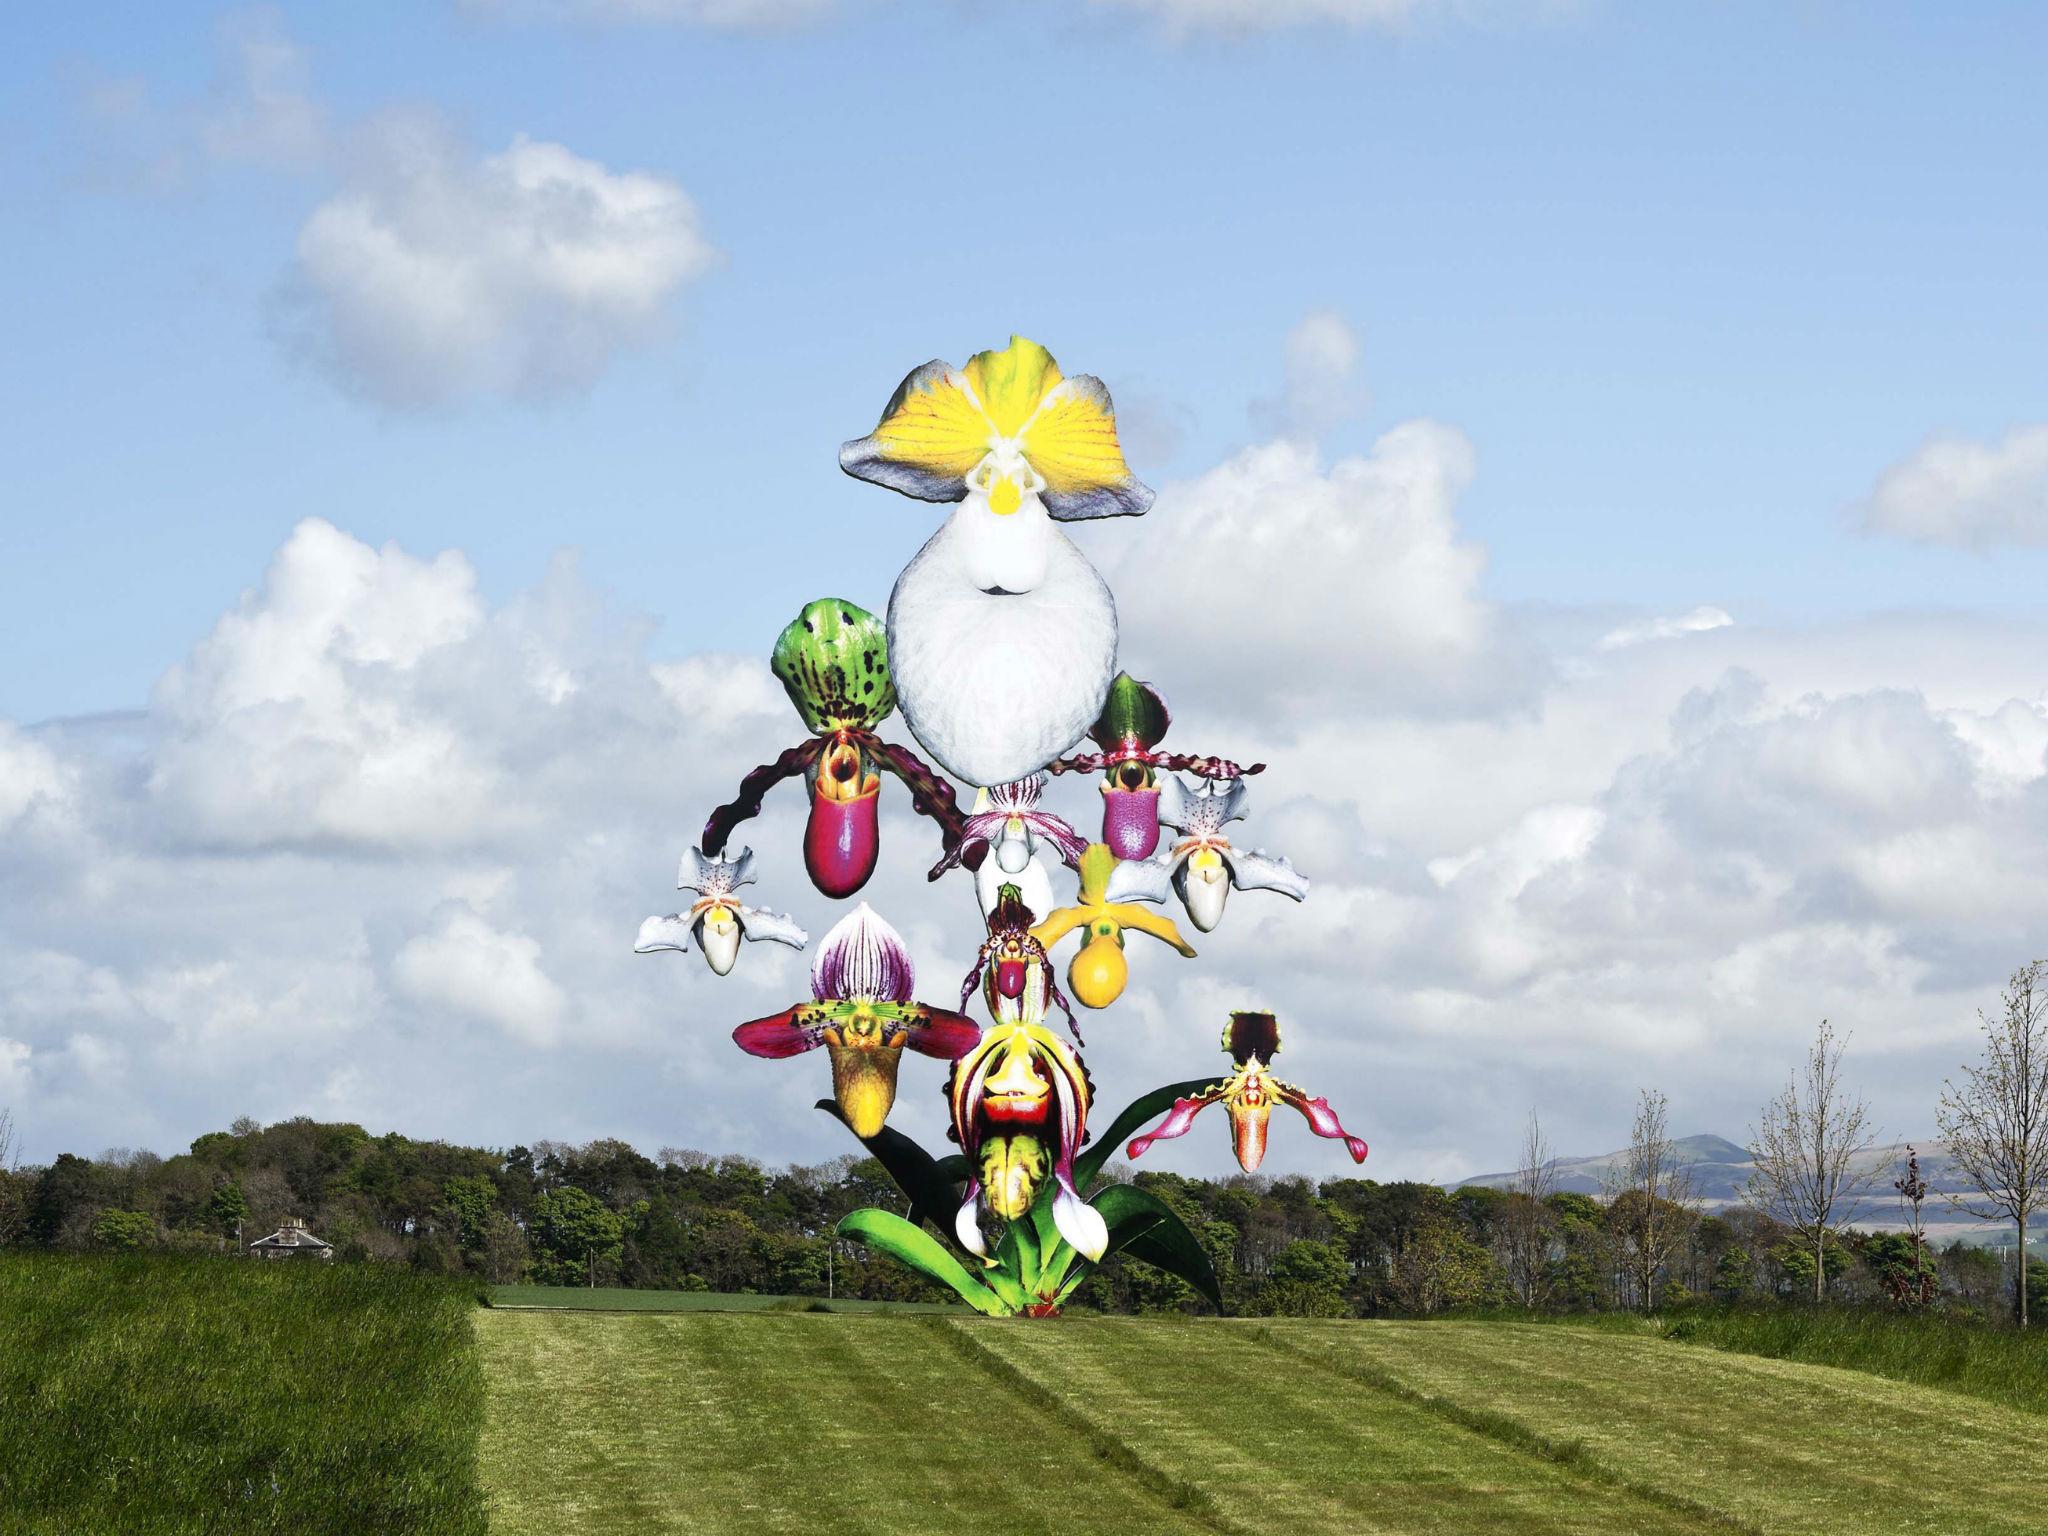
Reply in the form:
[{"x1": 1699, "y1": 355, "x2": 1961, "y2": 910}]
[{"x1": 1051, "y1": 674, "x2": 1266, "y2": 862}]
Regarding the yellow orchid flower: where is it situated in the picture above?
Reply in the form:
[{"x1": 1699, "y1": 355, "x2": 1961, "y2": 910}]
[
  {"x1": 1030, "y1": 844, "x2": 1196, "y2": 1009},
  {"x1": 839, "y1": 336, "x2": 1152, "y2": 523}
]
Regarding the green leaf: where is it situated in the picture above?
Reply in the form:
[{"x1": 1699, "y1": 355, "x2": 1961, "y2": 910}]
[
  {"x1": 772, "y1": 599, "x2": 894, "y2": 733},
  {"x1": 836, "y1": 1209, "x2": 1011, "y2": 1316},
  {"x1": 1086, "y1": 1185, "x2": 1223, "y2": 1309},
  {"x1": 815, "y1": 1100, "x2": 962, "y2": 1234},
  {"x1": 1074, "y1": 1078, "x2": 1225, "y2": 1190}
]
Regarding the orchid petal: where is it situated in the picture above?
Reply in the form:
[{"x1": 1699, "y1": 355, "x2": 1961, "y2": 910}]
[
  {"x1": 901, "y1": 1006, "x2": 982, "y2": 1061},
  {"x1": 810, "y1": 903, "x2": 914, "y2": 1004},
  {"x1": 1126, "y1": 1094, "x2": 1215, "y2": 1159},
  {"x1": 1103, "y1": 853, "x2": 1176, "y2": 907},
  {"x1": 633, "y1": 914, "x2": 695, "y2": 955},
  {"x1": 732, "y1": 1006, "x2": 827, "y2": 1059},
  {"x1": 734, "y1": 905, "x2": 808, "y2": 950},
  {"x1": 954, "y1": 1186, "x2": 989, "y2": 1258},
  {"x1": 1017, "y1": 373, "x2": 1153, "y2": 523},
  {"x1": 1221, "y1": 847, "x2": 1311, "y2": 901},
  {"x1": 679, "y1": 845, "x2": 755, "y2": 897},
  {"x1": 1051, "y1": 1175, "x2": 1109, "y2": 1261},
  {"x1": 1278, "y1": 1082, "x2": 1370, "y2": 1163},
  {"x1": 1109, "y1": 903, "x2": 1198, "y2": 957},
  {"x1": 839, "y1": 359, "x2": 984, "y2": 504}
]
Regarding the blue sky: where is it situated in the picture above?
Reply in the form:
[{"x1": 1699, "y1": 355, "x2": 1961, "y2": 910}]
[
  {"x1": 6, "y1": 1, "x2": 2048, "y2": 1180},
  {"x1": 7, "y1": 2, "x2": 2048, "y2": 723}
]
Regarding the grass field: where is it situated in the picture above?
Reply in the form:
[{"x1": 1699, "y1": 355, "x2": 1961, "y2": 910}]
[
  {"x1": 0, "y1": 1254, "x2": 486, "y2": 1535},
  {"x1": 13, "y1": 1256, "x2": 2044, "y2": 1535},
  {"x1": 490, "y1": 1283, "x2": 954, "y2": 1313},
  {"x1": 476, "y1": 1311, "x2": 2048, "y2": 1535},
  {"x1": 1660, "y1": 1305, "x2": 2048, "y2": 1417}
]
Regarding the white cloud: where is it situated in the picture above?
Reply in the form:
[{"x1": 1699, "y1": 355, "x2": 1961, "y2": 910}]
[
  {"x1": 1597, "y1": 604, "x2": 1733, "y2": 651},
  {"x1": 285, "y1": 116, "x2": 717, "y2": 407},
  {"x1": 393, "y1": 907, "x2": 568, "y2": 1045},
  {"x1": 1252, "y1": 309, "x2": 1365, "y2": 440},
  {"x1": 1855, "y1": 423, "x2": 2048, "y2": 548},
  {"x1": 1110, "y1": 423, "x2": 1534, "y2": 721}
]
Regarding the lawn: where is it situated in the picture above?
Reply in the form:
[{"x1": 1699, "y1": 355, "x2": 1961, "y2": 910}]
[
  {"x1": 477, "y1": 1312, "x2": 2048, "y2": 1536},
  {"x1": 489, "y1": 1283, "x2": 954, "y2": 1313},
  {"x1": 0, "y1": 1253, "x2": 486, "y2": 1535}
]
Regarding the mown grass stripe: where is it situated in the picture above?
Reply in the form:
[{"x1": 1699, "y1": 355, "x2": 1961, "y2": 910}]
[
  {"x1": 923, "y1": 1319, "x2": 1252, "y2": 1536},
  {"x1": 1236, "y1": 1322, "x2": 1759, "y2": 1536}
]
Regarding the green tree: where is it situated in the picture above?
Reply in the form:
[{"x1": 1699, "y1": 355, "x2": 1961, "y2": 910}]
[
  {"x1": 442, "y1": 1175, "x2": 497, "y2": 1254},
  {"x1": 531, "y1": 1187, "x2": 624, "y2": 1287},
  {"x1": 1264, "y1": 1239, "x2": 1351, "y2": 1317},
  {"x1": 89, "y1": 1209, "x2": 156, "y2": 1250},
  {"x1": 208, "y1": 1180, "x2": 249, "y2": 1240}
]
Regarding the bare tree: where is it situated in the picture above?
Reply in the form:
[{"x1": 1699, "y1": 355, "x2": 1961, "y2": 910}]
[
  {"x1": 1503, "y1": 1110, "x2": 1557, "y2": 1305},
  {"x1": 1891, "y1": 1146, "x2": 1936, "y2": 1307},
  {"x1": 1744, "y1": 1019, "x2": 1880, "y2": 1304},
  {"x1": 1936, "y1": 960, "x2": 2048, "y2": 1328},
  {"x1": 1603, "y1": 1088, "x2": 1699, "y2": 1311}
]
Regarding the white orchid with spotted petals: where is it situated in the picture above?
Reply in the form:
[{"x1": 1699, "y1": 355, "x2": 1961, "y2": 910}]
[
  {"x1": 1103, "y1": 776, "x2": 1307, "y2": 933},
  {"x1": 635, "y1": 846, "x2": 807, "y2": 977}
]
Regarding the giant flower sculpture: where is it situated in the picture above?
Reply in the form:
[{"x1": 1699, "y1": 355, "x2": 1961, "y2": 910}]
[
  {"x1": 634, "y1": 846, "x2": 807, "y2": 976},
  {"x1": 840, "y1": 336, "x2": 1151, "y2": 790},
  {"x1": 1127, "y1": 1012, "x2": 1369, "y2": 1172},
  {"x1": 655, "y1": 333, "x2": 1373, "y2": 1320},
  {"x1": 732, "y1": 904, "x2": 979, "y2": 1136},
  {"x1": 1106, "y1": 775, "x2": 1309, "y2": 933}
]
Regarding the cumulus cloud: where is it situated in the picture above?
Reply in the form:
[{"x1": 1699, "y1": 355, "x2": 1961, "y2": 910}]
[
  {"x1": 1110, "y1": 423, "x2": 1534, "y2": 722},
  {"x1": 283, "y1": 115, "x2": 717, "y2": 407},
  {"x1": 393, "y1": 907, "x2": 569, "y2": 1044},
  {"x1": 1855, "y1": 423, "x2": 2048, "y2": 548}
]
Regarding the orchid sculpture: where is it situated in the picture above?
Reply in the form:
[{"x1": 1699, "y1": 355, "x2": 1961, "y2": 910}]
[
  {"x1": 698, "y1": 599, "x2": 967, "y2": 899},
  {"x1": 1106, "y1": 774, "x2": 1308, "y2": 933},
  {"x1": 839, "y1": 336, "x2": 1149, "y2": 790},
  {"x1": 634, "y1": 846, "x2": 807, "y2": 977},
  {"x1": 731, "y1": 904, "x2": 979, "y2": 1137},
  {"x1": 1030, "y1": 844, "x2": 1196, "y2": 1010},
  {"x1": 658, "y1": 334, "x2": 1372, "y2": 1319},
  {"x1": 1128, "y1": 1011, "x2": 1369, "y2": 1173},
  {"x1": 1050, "y1": 674, "x2": 1265, "y2": 860}
]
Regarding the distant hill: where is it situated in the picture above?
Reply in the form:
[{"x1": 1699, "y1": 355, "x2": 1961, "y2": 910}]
[{"x1": 1454, "y1": 1135, "x2": 2006, "y2": 1236}]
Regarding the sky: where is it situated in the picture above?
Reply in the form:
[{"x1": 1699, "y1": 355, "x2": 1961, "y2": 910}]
[{"x1": 4, "y1": 0, "x2": 2048, "y2": 1182}]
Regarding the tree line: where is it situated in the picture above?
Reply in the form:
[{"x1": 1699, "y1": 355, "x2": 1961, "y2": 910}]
[{"x1": 0, "y1": 959, "x2": 2039, "y2": 1321}]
